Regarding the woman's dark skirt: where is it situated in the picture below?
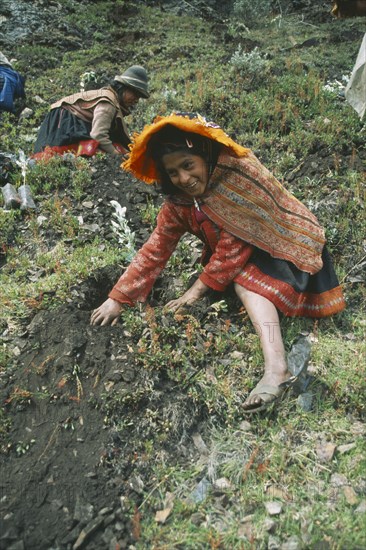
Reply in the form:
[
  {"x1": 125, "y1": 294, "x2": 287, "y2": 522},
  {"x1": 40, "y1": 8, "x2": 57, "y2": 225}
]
[
  {"x1": 33, "y1": 107, "x2": 126, "y2": 160},
  {"x1": 34, "y1": 107, "x2": 92, "y2": 151}
]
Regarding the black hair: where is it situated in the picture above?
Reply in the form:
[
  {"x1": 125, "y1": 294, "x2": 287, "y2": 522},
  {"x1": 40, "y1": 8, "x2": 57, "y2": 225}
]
[
  {"x1": 148, "y1": 125, "x2": 220, "y2": 195},
  {"x1": 109, "y1": 79, "x2": 127, "y2": 97}
]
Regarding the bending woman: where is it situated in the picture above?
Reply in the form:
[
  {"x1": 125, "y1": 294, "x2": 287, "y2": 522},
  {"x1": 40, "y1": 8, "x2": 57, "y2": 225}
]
[
  {"x1": 33, "y1": 65, "x2": 149, "y2": 160},
  {"x1": 91, "y1": 112, "x2": 345, "y2": 413}
]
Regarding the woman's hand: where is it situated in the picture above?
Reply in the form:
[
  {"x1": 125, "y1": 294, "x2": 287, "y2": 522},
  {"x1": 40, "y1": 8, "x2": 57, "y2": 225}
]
[
  {"x1": 165, "y1": 279, "x2": 209, "y2": 312},
  {"x1": 90, "y1": 298, "x2": 123, "y2": 326}
]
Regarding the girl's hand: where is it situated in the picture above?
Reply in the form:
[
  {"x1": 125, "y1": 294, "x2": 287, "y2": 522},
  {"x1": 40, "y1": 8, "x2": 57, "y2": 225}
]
[
  {"x1": 90, "y1": 298, "x2": 123, "y2": 326},
  {"x1": 165, "y1": 279, "x2": 209, "y2": 312}
]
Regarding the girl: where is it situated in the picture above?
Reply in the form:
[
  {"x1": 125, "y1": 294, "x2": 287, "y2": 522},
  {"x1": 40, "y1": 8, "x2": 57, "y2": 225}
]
[{"x1": 91, "y1": 112, "x2": 345, "y2": 413}]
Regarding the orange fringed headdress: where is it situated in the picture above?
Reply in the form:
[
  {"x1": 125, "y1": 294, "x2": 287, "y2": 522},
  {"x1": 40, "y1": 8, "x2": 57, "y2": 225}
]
[{"x1": 122, "y1": 112, "x2": 250, "y2": 183}]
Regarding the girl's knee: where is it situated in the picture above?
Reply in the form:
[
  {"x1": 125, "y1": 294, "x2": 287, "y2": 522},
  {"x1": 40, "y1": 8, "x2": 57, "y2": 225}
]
[
  {"x1": 234, "y1": 282, "x2": 244, "y2": 294},
  {"x1": 234, "y1": 283, "x2": 251, "y2": 300}
]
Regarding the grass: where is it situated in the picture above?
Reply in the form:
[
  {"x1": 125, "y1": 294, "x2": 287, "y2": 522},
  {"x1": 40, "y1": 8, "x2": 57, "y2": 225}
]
[
  {"x1": 0, "y1": 238, "x2": 123, "y2": 335},
  {"x1": 1, "y1": 1, "x2": 365, "y2": 548}
]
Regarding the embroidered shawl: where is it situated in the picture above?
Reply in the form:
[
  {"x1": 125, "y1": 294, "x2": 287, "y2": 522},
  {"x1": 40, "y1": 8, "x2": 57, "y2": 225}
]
[{"x1": 199, "y1": 150, "x2": 325, "y2": 274}]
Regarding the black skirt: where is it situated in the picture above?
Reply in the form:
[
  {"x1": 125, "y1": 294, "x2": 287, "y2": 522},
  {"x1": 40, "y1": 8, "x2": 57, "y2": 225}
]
[
  {"x1": 34, "y1": 108, "x2": 92, "y2": 153},
  {"x1": 235, "y1": 246, "x2": 346, "y2": 318}
]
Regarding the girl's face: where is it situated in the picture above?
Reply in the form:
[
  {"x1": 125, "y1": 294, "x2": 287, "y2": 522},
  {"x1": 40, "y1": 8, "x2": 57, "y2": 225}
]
[{"x1": 162, "y1": 151, "x2": 209, "y2": 197}]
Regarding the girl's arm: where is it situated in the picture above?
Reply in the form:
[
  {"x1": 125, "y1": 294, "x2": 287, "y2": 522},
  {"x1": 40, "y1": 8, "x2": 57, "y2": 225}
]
[
  {"x1": 165, "y1": 229, "x2": 253, "y2": 312},
  {"x1": 90, "y1": 102, "x2": 120, "y2": 155},
  {"x1": 91, "y1": 202, "x2": 189, "y2": 325}
]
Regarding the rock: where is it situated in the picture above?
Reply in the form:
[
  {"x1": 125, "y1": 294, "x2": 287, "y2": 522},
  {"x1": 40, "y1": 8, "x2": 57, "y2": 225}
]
[
  {"x1": 34, "y1": 95, "x2": 46, "y2": 104},
  {"x1": 349, "y1": 421, "x2": 366, "y2": 436},
  {"x1": 237, "y1": 518, "x2": 254, "y2": 539},
  {"x1": 316, "y1": 441, "x2": 336, "y2": 462},
  {"x1": 187, "y1": 477, "x2": 211, "y2": 503},
  {"x1": 266, "y1": 486, "x2": 289, "y2": 500},
  {"x1": 128, "y1": 475, "x2": 144, "y2": 494},
  {"x1": 7, "y1": 542, "x2": 25, "y2": 550},
  {"x1": 62, "y1": 523, "x2": 81, "y2": 545},
  {"x1": 265, "y1": 501, "x2": 283, "y2": 515},
  {"x1": 287, "y1": 336, "x2": 312, "y2": 393},
  {"x1": 192, "y1": 432, "x2": 209, "y2": 456},
  {"x1": 103, "y1": 514, "x2": 115, "y2": 527},
  {"x1": 213, "y1": 477, "x2": 231, "y2": 492},
  {"x1": 268, "y1": 535, "x2": 281, "y2": 549},
  {"x1": 108, "y1": 537, "x2": 119, "y2": 550},
  {"x1": 98, "y1": 507, "x2": 113, "y2": 516},
  {"x1": 120, "y1": 496, "x2": 128, "y2": 511},
  {"x1": 190, "y1": 512, "x2": 205, "y2": 525},
  {"x1": 73, "y1": 495, "x2": 94, "y2": 524},
  {"x1": 280, "y1": 535, "x2": 302, "y2": 550},
  {"x1": 72, "y1": 516, "x2": 104, "y2": 550},
  {"x1": 81, "y1": 223, "x2": 100, "y2": 233},
  {"x1": 19, "y1": 107, "x2": 34, "y2": 119},
  {"x1": 337, "y1": 442, "x2": 356, "y2": 454},
  {"x1": 330, "y1": 473, "x2": 348, "y2": 487},
  {"x1": 343, "y1": 486, "x2": 358, "y2": 505},
  {"x1": 230, "y1": 350, "x2": 244, "y2": 359},
  {"x1": 263, "y1": 518, "x2": 276, "y2": 532},
  {"x1": 355, "y1": 500, "x2": 366, "y2": 513},
  {"x1": 116, "y1": 539, "x2": 129, "y2": 550},
  {"x1": 238, "y1": 420, "x2": 252, "y2": 432},
  {"x1": 50, "y1": 499, "x2": 63, "y2": 510},
  {"x1": 297, "y1": 392, "x2": 313, "y2": 411},
  {"x1": 101, "y1": 526, "x2": 114, "y2": 544}
]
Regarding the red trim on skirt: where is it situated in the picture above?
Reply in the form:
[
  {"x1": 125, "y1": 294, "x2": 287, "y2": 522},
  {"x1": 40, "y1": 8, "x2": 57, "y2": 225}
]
[
  {"x1": 234, "y1": 263, "x2": 346, "y2": 318},
  {"x1": 32, "y1": 140, "x2": 127, "y2": 161}
]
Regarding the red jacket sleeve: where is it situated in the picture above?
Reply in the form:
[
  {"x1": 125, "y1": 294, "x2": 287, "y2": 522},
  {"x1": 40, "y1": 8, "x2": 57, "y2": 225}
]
[
  {"x1": 109, "y1": 202, "x2": 188, "y2": 304},
  {"x1": 199, "y1": 226, "x2": 253, "y2": 291}
]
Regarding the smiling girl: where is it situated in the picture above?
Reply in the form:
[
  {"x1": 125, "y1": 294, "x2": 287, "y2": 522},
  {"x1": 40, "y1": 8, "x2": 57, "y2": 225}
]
[{"x1": 91, "y1": 112, "x2": 345, "y2": 413}]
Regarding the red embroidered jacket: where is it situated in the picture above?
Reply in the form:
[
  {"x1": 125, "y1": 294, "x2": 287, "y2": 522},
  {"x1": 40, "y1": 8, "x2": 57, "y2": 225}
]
[{"x1": 109, "y1": 201, "x2": 253, "y2": 306}]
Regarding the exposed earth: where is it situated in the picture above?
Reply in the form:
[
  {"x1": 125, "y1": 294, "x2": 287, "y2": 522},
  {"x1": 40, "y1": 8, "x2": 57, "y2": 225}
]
[{"x1": 0, "y1": 1, "x2": 365, "y2": 549}]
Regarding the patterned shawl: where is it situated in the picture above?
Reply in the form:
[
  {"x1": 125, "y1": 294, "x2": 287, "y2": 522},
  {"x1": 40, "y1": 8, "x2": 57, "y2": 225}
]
[{"x1": 199, "y1": 150, "x2": 325, "y2": 274}]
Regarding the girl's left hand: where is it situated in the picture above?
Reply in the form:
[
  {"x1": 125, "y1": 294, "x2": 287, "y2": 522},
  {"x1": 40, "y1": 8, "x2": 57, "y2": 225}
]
[{"x1": 165, "y1": 279, "x2": 209, "y2": 312}]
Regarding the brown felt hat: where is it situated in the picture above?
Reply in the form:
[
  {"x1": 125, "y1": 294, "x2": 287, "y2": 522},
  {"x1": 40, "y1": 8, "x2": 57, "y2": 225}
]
[{"x1": 114, "y1": 65, "x2": 149, "y2": 98}]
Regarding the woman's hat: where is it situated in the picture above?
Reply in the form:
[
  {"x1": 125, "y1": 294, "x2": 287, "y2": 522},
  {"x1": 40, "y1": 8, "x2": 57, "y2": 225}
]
[
  {"x1": 114, "y1": 65, "x2": 149, "y2": 98},
  {"x1": 122, "y1": 112, "x2": 250, "y2": 183}
]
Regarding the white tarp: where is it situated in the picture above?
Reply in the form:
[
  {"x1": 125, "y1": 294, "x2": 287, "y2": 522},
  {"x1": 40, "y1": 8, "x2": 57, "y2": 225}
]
[{"x1": 345, "y1": 33, "x2": 366, "y2": 120}]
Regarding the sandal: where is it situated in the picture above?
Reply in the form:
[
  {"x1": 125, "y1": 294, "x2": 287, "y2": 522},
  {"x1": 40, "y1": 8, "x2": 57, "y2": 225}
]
[
  {"x1": 241, "y1": 366, "x2": 309, "y2": 414},
  {"x1": 241, "y1": 382, "x2": 289, "y2": 414}
]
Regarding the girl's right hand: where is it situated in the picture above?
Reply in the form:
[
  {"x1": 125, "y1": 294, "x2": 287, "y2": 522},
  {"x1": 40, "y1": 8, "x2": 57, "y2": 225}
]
[
  {"x1": 165, "y1": 278, "x2": 209, "y2": 312},
  {"x1": 90, "y1": 298, "x2": 123, "y2": 326}
]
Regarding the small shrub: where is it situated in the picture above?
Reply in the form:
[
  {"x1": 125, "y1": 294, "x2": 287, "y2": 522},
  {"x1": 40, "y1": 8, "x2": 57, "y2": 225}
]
[
  {"x1": 232, "y1": 0, "x2": 272, "y2": 26},
  {"x1": 110, "y1": 201, "x2": 136, "y2": 262},
  {"x1": 230, "y1": 45, "x2": 268, "y2": 77},
  {"x1": 0, "y1": 209, "x2": 21, "y2": 251}
]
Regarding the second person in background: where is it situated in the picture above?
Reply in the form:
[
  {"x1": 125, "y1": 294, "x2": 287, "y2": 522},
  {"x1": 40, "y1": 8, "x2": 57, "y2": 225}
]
[{"x1": 33, "y1": 65, "x2": 149, "y2": 161}]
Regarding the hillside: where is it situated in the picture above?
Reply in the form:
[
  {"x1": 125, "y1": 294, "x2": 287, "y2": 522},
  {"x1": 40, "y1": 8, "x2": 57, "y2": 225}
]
[{"x1": 0, "y1": 1, "x2": 365, "y2": 549}]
